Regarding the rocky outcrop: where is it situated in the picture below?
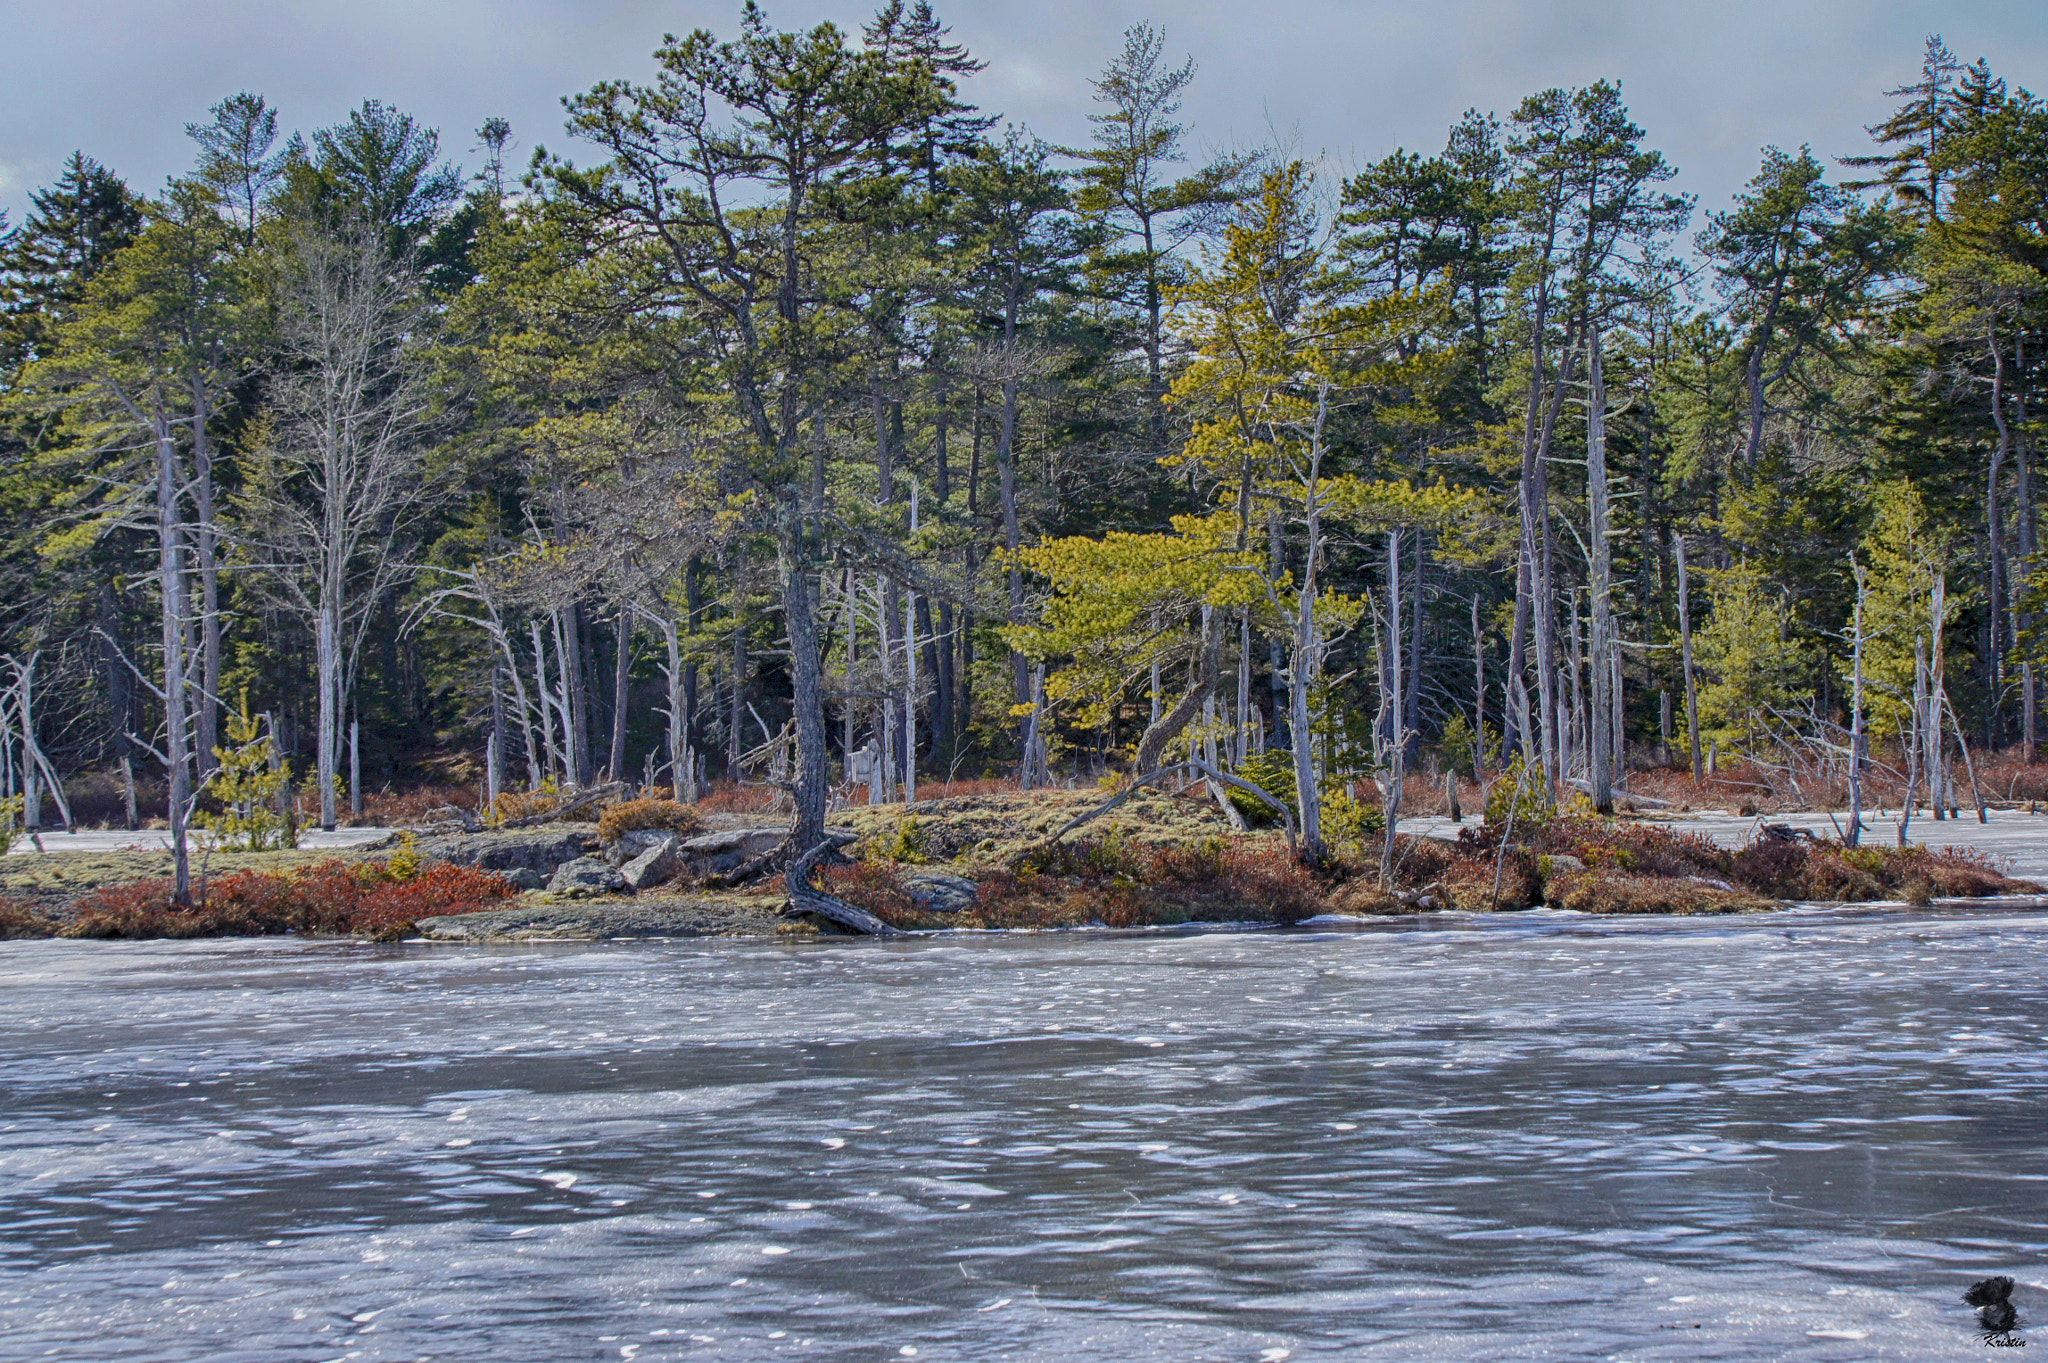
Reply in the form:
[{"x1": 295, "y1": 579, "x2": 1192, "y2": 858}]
[
  {"x1": 604, "y1": 829, "x2": 676, "y2": 868},
  {"x1": 673, "y1": 828, "x2": 785, "y2": 875},
  {"x1": 620, "y1": 836, "x2": 685, "y2": 891},
  {"x1": 902, "y1": 870, "x2": 979, "y2": 913},
  {"x1": 403, "y1": 827, "x2": 598, "y2": 881},
  {"x1": 547, "y1": 855, "x2": 627, "y2": 897}
]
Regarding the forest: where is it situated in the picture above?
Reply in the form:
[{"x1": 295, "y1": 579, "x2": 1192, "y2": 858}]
[{"x1": 0, "y1": 8, "x2": 2042, "y2": 889}]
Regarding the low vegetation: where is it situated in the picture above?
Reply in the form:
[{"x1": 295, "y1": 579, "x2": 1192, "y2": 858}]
[
  {"x1": 595, "y1": 796, "x2": 705, "y2": 844},
  {"x1": 0, "y1": 856, "x2": 516, "y2": 942}
]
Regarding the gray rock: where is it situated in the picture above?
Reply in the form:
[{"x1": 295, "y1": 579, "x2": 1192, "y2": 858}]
[
  {"x1": 675, "y1": 827, "x2": 786, "y2": 875},
  {"x1": 1538, "y1": 853, "x2": 1585, "y2": 877},
  {"x1": 620, "y1": 835, "x2": 684, "y2": 891},
  {"x1": 901, "y1": 870, "x2": 979, "y2": 913},
  {"x1": 502, "y1": 866, "x2": 547, "y2": 891},
  {"x1": 547, "y1": 855, "x2": 627, "y2": 897},
  {"x1": 605, "y1": 828, "x2": 676, "y2": 868},
  {"x1": 405, "y1": 827, "x2": 598, "y2": 880}
]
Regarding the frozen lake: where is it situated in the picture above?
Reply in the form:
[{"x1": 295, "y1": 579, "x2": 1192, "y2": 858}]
[
  {"x1": 1403, "y1": 806, "x2": 2048, "y2": 881},
  {"x1": 5, "y1": 909, "x2": 2047, "y2": 1359},
  {"x1": 2, "y1": 827, "x2": 396, "y2": 857}
]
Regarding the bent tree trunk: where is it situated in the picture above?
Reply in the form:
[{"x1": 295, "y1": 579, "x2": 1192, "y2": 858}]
[{"x1": 1133, "y1": 609, "x2": 1222, "y2": 775}]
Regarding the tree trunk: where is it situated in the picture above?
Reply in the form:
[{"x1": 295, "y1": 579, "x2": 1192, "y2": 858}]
[
  {"x1": 609, "y1": 606, "x2": 632, "y2": 780},
  {"x1": 155, "y1": 413, "x2": 193, "y2": 903},
  {"x1": 317, "y1": 600, "x2": 339, "y2": 831},
  {"x1": 777, "y1": 508, "x2": 829, "y2": 856},
  {"x1": 1471, "y1": 594, "x2": 1487, "y2": 776},
  {"x1": 1133, "y1": 614, "x2": 1220, "y2": 775},
  {"x1": 1987, "y1": 325, "x2": 2012, "y2": 743},
  {"x1": 1405, "y1": 531, "x2": 1425, "y2": 760},
  {"x1": 1295, "y1": 390, "x2": 1331, "y2": 866},
  {"x1": 1848, "y1": 559, "x2": 1867, "y2": 846},
  {"x1": 189, "y1": 375, "x2": 222, "y2": 778},
  {"x1": 1675, "y1": 533, "x2": 1702, "y2": 781},
  {"x1": 1587, "y1": 335, "x2": 1614, "y2": 813}
]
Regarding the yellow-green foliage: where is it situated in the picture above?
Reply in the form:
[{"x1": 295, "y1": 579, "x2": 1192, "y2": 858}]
[
  {"x1": 1435, "y1": 713, "x2": 1494, "y2": 777},
  {"x1": 1695, "y1": 562, "x2": 1810, "y2": 752},
  {"x1": 1858, "y1": 481, "x2": 1959, "y2": 739},
  {"x1": 1321, "y1": 785, "x2": 1385, "y2": 850},
  {"x1": 386, "y1": 831, "x2": 424, "y2": 880},
  {"x1": 1226, "y1": 751, "x2": 1297, "y2": 824},
  {"x1": 196, "y1": 701, "x2": 295, "y2": 852},
  {"x1": 1483, "y1": 755, "x2": 1551, "y2": 830},
  {"x1": 0, "y1": 794, "x2": 23, "y2": 857},
  {"x1": 866, "y1": 815, "x2": 931, "y2": 865},
  {"x1": 1004, "y1": 510, "x2": 1264, "y2": 729}
]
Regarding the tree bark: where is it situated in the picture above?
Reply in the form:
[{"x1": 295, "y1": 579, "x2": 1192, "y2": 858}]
[
  {"x1": 609, "y1": 606, "x2": 632, "y2": 780},
  {"x1": 154, "y1": 411, "x2": 192, "y2": 904},
  {"x1": 1587, "y1": 334, "x2": 1614, "y2": 813},
  {"x1": 777, "y1": 509, "x2": 829, "y2": 857},
  {"x1": 1675, "y1": 533, "x2": 1702, "y2": 782}
]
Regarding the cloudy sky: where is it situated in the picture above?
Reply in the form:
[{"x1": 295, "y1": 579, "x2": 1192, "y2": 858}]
[{"x1": 3, "y1": 0, "x2": 2044, "y2": 229}]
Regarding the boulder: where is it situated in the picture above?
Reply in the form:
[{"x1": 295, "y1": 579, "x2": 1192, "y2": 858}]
[
  {"x1": 547, "y1": 855, "x2": 627, "y2": 898},
  {"x1": 901, "y1": 870, "x2": 979, "y2": 914},
  {"x1": 605, "y1": 828, "x2": 676, "y2": 868},
  {"x1": 675, "y1": 827, "x2": 786, "y2": 875},
  {"x1": 1536, "y1": 853, "x2": 1585, "y2": 877},
  {"x1": 501, "y1": 866, "x2": 547, "y2": 891},
  {"x1": 620, "y1": 835, "x2": 684, "y2": 891},
  {"x1": 405, "y1": 828, "x2": 597, "y2": 881}
]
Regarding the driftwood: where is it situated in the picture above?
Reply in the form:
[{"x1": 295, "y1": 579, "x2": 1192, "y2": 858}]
[
  {"x1": 710, "y1": 829, "x2": 857, "y2": 889},
  {"x1": 418, "y1": 804, "x2": 480, "y2": 833},
  {"x1": 784, "y1": 837, "x2": 903, "y2": 936},
  {"x1": 1012, "y1": 760, "x2": 1296, "y2": 865},
  {"x1": 1564, "y1": 778, "x2": 1674, "y2": 810},
  {"x1": 500, "y1": 781, "x2": 628, "y2": 828}
]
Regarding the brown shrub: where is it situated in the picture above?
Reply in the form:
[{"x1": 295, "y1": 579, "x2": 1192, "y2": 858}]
[
  {"x1": 356, "y1": 785, "x2": 480, "y2": 828},
  {"x1": 1441, "y1": 847, "x2": 1542, "y2": 911},
  {"x1": 597, "y1": 797, "x2": 706, "y2": 844},
  {"x1": 0, "y1": 898, "x2": 58, "y2": 939},
  {"x1": 489, "y1": 789, "x2": 561, "y2": 823},
  {"x1": 832, "y1": 833, "x2": 1324, "y2": 930},
  {"x1": 1547, "y1": 870, "x2": 1772, "y2": 915},
  {"x1": 1729, "y1": 837, "x2": 1812, "y2": 898},
  {"x1": 1324, "y1": 879, "x2": 1403, "y2": 915},
  {"x1": 1801, "y1": 853, "x2": 1886, "y2": 902}
]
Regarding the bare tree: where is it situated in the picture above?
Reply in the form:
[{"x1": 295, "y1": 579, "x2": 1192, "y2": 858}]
[{"x1": 244, "y1": 225, "x2": 437, "y2": 829}]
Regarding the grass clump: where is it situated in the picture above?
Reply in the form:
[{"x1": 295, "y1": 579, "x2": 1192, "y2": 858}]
[
  {"x1": 825, "y1": 832, "x2": 1322, "y2": 931},
  {"x1": 596, "y1": 797, "x2": 706, "y2": 844}
]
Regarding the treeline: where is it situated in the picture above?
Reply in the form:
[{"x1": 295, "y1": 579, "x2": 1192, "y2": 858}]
[{"x1": 0, "y1": 13, "x2": 2042, "y2": 863}]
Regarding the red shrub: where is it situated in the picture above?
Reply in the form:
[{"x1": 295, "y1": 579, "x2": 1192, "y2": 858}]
[
  {"x1": 61, "y1": 858, "x2": 517, "y2": 940},
  {"x1": 356, "y1": 862, "x2": 519, "y2": 932},
  {"x1": 693, "y1": 782, "x2": 783, "y2": 815}
]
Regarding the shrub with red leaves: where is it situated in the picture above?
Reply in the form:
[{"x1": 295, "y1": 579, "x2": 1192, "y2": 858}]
[{"x1": 60, "y1": 858, "x2": 517, "y2": 940}]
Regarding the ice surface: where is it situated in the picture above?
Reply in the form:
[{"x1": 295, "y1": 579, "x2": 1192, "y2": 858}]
[{"x1": 3, "y1": 911, "x2": 2046, "y2": 1358}]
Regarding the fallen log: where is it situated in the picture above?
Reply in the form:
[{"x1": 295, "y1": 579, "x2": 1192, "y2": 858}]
[
  {"x1": 784, "y1": 837, "x2": 903, "y2": 936},
  {"x1": 710, "y1": 828, "x2": 856, "y2": 888},
  {"x1": 500, "y1": 781, "x2": 628, "y2": 828},
  {"x1": 1563, "y1": 778, "x2": 1674, "y2": 811}
]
